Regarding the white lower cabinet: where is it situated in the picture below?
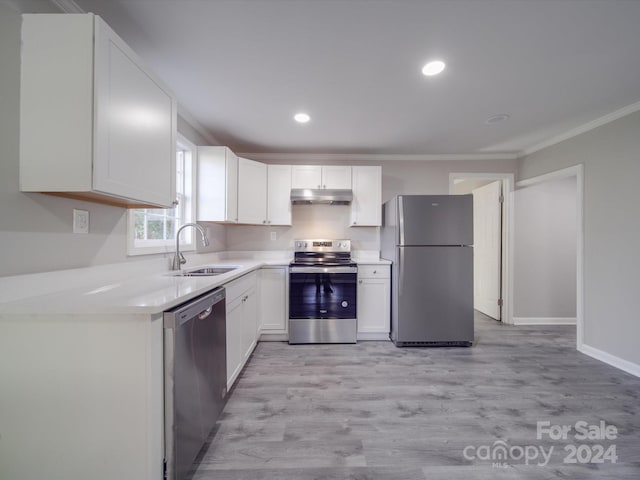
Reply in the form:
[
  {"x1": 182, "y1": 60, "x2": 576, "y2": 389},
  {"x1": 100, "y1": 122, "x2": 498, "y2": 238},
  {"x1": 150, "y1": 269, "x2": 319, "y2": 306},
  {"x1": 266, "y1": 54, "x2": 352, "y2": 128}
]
[
  {"x1": 224, "y1": 272, "x2": 258, "y2": 390},
  {"x1": 258, "y1": 266, "x2": 289, "y2": 339},
  {"x1": 357, "y1": 264, "x2": 391, "y2": 340}
]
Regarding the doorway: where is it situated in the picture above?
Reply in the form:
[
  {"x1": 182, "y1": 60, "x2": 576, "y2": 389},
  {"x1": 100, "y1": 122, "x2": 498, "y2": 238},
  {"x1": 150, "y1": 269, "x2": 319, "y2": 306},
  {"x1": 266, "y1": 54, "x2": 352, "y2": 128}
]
[
  {"x1": 514, "y1": 165, "x2": 584, "y2": 350},
  {"x1": 449, "y1": 173, "x2": 514, "y2": 324}
]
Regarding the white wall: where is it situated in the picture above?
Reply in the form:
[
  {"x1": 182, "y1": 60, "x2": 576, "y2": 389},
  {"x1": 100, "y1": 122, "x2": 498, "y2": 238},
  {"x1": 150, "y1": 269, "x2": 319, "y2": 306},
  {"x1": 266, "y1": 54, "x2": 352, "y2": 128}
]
[
  {"x1": 513, "y1": 176, "x2": 577, "y2": 319},
  {"x1": 0, "y1": 3, "x2": 225, "y2": 277},
  {"x1": 519, "y1": 110, "x2": 640, "y2": 367}
]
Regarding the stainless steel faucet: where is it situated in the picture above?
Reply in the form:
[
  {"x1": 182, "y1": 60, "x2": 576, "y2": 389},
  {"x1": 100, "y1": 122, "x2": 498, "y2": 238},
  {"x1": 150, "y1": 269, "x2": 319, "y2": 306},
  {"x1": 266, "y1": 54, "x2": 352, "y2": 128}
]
[{"x1": 172, "y1": 223, "x2": 210, "y2": 270}]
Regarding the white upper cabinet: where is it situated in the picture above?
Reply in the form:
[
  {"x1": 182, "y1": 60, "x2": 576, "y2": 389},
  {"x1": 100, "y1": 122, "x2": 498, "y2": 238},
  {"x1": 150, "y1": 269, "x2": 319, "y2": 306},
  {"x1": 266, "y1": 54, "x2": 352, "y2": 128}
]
[
  {"x1": 291, "y1": 165, "x2": 352, "y2": 189},
  {"x1": 20, "y1": 14, "x2": 177, "y2": 208},
  {"x1": 267, "y1": 165, "x2": 292, "y2": 225},
  {"x1": 350, "y1": 166, "x2": 382, "y2": 226},
  {"x1": 197, "y1": 146, "x2": 238, "y2": 223},
  {"x1": 238, "y1": 158, "x2": 267, "y2": 224},
  {"x1": 322, "y1": 166, "x2": 352, "y2": 189}
]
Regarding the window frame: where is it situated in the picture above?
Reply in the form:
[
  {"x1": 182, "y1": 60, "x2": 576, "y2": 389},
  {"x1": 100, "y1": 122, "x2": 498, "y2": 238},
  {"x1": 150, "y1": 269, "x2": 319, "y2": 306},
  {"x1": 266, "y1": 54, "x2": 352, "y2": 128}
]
[{"x1": 126, "y1": 133, "x2": 197, "y2": 256}]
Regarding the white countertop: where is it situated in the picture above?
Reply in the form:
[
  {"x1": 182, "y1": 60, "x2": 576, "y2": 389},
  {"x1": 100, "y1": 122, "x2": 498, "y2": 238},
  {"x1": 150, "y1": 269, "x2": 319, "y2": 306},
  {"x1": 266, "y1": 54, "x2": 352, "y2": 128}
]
[
  {"x1": 0, "y1": 256, "x2": 290, "y2": 316},
  {"x1": 0, "y1": 250, "x2": 389, "y2": 316}
]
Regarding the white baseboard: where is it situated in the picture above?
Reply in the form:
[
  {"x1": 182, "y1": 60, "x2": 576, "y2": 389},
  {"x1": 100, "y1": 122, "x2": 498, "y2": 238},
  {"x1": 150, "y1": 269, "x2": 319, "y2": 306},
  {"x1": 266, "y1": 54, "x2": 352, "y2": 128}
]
[
  {"x1": 357, "y1": 332, "x2": 391, "y2": 341},
  {"x1": 512, "y1": 317, "x2": 577, "y2": 325},
  {"x1": 579, "y1": 343, "x2": 640, "y2": 378},
  {"x1": 259, "y1": 333, "x2": 288, "y2": 342}
]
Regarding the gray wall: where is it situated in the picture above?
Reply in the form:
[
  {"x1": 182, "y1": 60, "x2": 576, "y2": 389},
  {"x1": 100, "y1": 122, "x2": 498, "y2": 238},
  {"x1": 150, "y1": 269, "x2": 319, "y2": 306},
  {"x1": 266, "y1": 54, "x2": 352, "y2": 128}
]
[
  {"x1": 519, "y1": 110, "x2": 640, "y2": 366},
  {"x1": 513, "y1": 176, "x2": 577, "y2": 318},
  {"x1": 0, "y1": 3, "x2": 225, "y2": 276},
  {"x1": 229, "y1": 158, "x2": 518, "y2": 252}
]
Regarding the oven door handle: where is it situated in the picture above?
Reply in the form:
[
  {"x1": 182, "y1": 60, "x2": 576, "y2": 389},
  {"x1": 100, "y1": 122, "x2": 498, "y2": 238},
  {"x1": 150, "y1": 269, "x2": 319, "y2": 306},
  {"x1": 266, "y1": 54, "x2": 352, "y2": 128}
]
[{"x1": 290, "y1": 266, "x2": 358, "y2": 274}]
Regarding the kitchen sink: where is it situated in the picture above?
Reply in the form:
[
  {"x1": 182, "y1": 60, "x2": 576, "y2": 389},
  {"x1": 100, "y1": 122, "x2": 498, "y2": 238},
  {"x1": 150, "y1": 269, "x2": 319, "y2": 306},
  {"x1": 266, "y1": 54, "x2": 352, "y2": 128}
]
[{"x1": 172, "y1": 266, "x2": 239, "y2": 277}]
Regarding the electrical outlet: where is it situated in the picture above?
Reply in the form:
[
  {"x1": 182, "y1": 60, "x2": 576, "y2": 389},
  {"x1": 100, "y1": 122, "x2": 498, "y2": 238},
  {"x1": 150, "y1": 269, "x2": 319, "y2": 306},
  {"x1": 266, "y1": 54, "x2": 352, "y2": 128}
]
[
  {"x1": 73, "y1": 209, "x2": 89, "y2": 234},
  {"x1": 270, "y1": 231, "x2": 277, "y2": 241}
]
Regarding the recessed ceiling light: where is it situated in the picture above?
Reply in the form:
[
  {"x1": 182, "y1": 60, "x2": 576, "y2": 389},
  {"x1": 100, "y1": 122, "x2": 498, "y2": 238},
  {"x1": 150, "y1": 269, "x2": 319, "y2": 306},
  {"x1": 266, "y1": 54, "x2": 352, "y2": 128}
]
[
  {"x1": 294, "y1": 112, "x2": 310, "y2": 123},
  {"x1": 485, "y1": 113, "x2": 511, "y2": 125},
  {"x1": 421, "y1": 60, "x2": 446, "y2": 76}
]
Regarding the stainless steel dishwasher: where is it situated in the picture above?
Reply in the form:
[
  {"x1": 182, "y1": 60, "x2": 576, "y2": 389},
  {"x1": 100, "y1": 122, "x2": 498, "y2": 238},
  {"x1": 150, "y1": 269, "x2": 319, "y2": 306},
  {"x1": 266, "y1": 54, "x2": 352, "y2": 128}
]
[{"x1": 164, "y1": 287, "x2": 227, "y2": 480}]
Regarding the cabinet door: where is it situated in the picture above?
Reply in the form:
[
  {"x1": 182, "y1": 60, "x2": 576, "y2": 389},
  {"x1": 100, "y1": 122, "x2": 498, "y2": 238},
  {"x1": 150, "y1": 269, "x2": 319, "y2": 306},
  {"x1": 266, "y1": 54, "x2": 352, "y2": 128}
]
[
  {"x1": 357, "y1": 277, "x2": 390, "y2": 334},
  {"x1": 241, "y1": 286, "x2": 259, "y2": 361},
  {"x1": 238, "y1": 158, "x2": 267, "y2": 224},
  {"x1": 291, "y1": 166, "x2": 322, "y2": 189},
  {"x1": 323, "y1": 166, "x2": 352, "y2": 189},
  {"x1": 267, "y1": 165, "x2": 292, "y2": 225},
  {"x1": 226, "y1": 295, "x2": 244, "y2": 390},
  {"x1": 197, "y1": 146, "x2": 238, "y2": 222},
  {"x1": 93, "y1": 17, "x2": 176, "y2": 207},
  {"x1": 259, "y1": 267, "x2": 288, "y2": 332},
  {"x1": 350, "y1": 166, "x2": 381, "y2": 226}
]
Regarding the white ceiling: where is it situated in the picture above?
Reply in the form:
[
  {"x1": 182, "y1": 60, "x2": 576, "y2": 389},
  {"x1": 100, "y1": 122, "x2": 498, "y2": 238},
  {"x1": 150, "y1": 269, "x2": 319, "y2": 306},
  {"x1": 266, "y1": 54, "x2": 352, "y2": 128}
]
[{"x1": 71, "y1": 0, "x2": 640, "y2": 158}]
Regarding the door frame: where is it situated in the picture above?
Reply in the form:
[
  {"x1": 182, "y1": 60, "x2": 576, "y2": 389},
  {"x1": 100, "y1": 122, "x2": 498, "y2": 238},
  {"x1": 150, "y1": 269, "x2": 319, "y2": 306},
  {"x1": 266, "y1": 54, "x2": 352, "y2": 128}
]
[
  {"x1": 515, "y1": 164, "x2": 584, "y2": 351},
  {"x1": 449, "y1": 173, "x2": 515, "y2": 324}
]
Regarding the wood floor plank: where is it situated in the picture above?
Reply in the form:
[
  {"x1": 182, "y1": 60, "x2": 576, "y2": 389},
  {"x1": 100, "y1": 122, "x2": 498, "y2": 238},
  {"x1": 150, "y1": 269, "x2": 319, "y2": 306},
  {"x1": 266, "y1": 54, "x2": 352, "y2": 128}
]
[{"x1": 192, "y1": 313, "x2": 640, "y2": 478}]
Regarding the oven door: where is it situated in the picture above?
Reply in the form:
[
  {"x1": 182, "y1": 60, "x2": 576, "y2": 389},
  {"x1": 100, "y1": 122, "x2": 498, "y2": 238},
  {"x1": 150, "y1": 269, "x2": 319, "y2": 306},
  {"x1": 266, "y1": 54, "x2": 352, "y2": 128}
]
[{"x1": 289, "y1": 266, "x2": 357, "y2": 319}]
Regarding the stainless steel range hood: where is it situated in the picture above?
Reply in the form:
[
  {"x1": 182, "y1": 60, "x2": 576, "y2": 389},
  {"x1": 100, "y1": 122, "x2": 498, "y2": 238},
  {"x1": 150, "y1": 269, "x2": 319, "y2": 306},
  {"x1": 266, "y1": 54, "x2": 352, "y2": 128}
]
[{"x1": 290, "y1": 188, "x2": 353, "y2": 205}]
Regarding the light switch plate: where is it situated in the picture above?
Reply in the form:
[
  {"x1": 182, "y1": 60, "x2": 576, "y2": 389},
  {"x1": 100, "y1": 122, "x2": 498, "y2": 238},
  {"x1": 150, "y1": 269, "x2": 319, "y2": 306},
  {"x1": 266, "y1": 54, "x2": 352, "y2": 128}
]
[
  {"x1": 270, "y1": 231, "x2": 277, "y2": 241},
  {"x1": 73, "y1": 209, "x2": 89, "y2": 234}
]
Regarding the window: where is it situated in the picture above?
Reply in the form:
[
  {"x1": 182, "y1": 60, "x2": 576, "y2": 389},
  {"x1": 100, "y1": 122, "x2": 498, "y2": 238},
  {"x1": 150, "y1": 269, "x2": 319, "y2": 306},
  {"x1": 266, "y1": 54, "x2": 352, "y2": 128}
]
[{"x1": 127, "y1": 134, "x2": 196, "y2": 256}]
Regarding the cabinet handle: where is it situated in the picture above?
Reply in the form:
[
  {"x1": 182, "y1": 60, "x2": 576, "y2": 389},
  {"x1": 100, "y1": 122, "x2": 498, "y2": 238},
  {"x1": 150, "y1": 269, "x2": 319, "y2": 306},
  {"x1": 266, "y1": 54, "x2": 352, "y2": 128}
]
[
  {"x1": 323, "y1": 184, "x2": 326, "y2": 189},
  {"x1": 172, "y1": 199, "x2": 179, "y2": 206},
  {"x1": 373, "y1": 270, "x2": 377, "y2": 274},
  {"x1": 359, "y1": 280, "x2": 363, "y2": 284},
  {"x1": 262, "y1": 220, "x2": 266, "y2": 224},
  {"x1": 317, "y1": 185, "x2": 321, "y2": 189}
]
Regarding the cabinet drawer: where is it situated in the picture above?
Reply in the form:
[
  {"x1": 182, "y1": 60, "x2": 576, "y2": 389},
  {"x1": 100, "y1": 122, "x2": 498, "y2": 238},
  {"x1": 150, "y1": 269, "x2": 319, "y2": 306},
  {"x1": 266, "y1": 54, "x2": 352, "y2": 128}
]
[
  {"x1": 358, "y1": 264, "x2": 390, "y2": 279},
  {"x1": 225, "y1": 271, "x2": 257, "y2": 303}
]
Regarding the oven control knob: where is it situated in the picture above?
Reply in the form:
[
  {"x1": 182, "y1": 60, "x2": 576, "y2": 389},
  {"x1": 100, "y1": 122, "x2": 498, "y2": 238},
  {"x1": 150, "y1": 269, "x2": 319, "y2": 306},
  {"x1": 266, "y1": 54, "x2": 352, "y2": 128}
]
[{"x1": 341, "y1": 301, "x2": 348, "y2": 308}]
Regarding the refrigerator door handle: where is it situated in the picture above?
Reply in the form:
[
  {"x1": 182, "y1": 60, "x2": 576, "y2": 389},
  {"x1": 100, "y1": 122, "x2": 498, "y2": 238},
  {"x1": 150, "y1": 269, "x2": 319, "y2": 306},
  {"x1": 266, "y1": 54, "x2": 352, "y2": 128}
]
[
  {"x1": 398, "y1": 247, "x2": 404, "y2": 295},
  {"x1": 398, "y1": 196, "x2": 405, "y2": 245}
]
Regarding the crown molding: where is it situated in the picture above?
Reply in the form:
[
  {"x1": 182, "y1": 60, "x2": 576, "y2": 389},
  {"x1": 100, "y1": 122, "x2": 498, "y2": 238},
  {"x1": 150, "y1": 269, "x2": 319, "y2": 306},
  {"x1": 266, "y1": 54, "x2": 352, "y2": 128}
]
[
  {"x1": 50, "y1": 0, "x2": 84, "y2": 13},
  {"x1": 177, "y1": 106, "x2": 220, "y2": 146},
  {"x1": 238, "y1": 152, "x2": 519, "y2": 162},
  {"x1": 521, "y1": 100, "x2": 640, "y2": 157}
]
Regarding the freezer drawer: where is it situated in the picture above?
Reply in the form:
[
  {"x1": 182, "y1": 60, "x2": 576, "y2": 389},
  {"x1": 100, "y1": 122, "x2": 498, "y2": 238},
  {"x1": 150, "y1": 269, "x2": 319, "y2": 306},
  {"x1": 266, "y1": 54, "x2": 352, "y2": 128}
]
[{"x1": 393, "y1": 246, "x2": 473, "y2": 345}]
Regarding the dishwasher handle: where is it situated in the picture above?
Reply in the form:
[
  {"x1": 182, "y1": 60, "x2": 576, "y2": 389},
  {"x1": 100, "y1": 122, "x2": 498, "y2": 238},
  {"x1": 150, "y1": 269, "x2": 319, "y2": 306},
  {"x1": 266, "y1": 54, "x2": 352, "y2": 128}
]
[
  {"x1": 164, "y1": 287, "x2": 225, "y2": 329},
  {"x1": 198, "y1": 306, "x2": 213, "y2": 320}
]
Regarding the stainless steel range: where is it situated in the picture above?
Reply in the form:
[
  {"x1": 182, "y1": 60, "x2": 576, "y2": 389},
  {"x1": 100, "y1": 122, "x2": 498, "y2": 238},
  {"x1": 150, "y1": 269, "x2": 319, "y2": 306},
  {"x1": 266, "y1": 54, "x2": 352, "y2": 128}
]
[{"x1": 289, "y1": 239, "x2": 357, "y2": 344}]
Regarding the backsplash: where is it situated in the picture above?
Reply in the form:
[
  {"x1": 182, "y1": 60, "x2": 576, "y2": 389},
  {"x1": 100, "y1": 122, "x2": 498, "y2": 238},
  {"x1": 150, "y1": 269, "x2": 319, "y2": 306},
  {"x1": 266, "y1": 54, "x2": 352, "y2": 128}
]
[{"x1": 224, "y1": 204, "x2": 379, "y2": 252}]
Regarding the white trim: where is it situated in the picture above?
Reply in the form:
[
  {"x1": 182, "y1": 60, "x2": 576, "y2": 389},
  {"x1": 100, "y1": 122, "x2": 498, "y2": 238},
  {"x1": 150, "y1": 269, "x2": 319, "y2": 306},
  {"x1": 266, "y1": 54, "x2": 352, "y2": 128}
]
[
  {"x1": 522, "y1": 100, "x2": 640, "y2": 157},
  {"x1": 514, "y1": 164, "x2": 584, "y2": 351},
  {"x1": 177, "y1": 106, "x2": 220, "y2": 146},
  {"x1": 50, "y1": 0, "x2": 84, "y2": 13},
  {"x1": 448, "y1": 172, "x2": 515, "y2": 326},
  {"x1": 579, "y1": 344, "x2": 640, "y2": 378},
  {"x1": 242, "y1": 152, "x2": 519, "y2": 162},
  {"x1": 126, "y1": 133, "x2": 198, "y2": 257},
  {"x1": 357, "y1": 333, "x2": 391, "y2": 341},
  {"x1": 513, "y1": 317, "x2": 576, "y2": 325}
]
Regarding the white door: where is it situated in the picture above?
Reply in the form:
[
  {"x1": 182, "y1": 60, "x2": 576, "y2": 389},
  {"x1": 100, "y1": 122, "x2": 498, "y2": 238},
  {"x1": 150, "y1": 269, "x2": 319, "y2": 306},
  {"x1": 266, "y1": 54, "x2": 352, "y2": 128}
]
[
  {"x1": 472, "y1": 181, "x2": 502, "y2": 320},
  {"x1": 237, "y1": 158, "x2": 267, "y2": 224},
  {"x1": 322, "y1": 166, "x2": 352, "y2": 189},
  {"x1": 267, "y1": 165, "x2": 292, "y2": 225}
]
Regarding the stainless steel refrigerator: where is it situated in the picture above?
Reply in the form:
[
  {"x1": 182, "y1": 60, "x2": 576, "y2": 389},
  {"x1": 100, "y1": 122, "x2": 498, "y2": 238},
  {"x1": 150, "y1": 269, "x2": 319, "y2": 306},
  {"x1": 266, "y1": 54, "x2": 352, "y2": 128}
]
[{"x1": 381, "y1": 195, "x2": 474, "y2": 346}]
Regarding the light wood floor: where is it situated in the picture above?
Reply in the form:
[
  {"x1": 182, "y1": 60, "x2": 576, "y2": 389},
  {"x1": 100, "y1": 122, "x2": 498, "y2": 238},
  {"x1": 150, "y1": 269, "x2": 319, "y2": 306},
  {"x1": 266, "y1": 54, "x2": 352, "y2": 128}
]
[{"x1": 192, "y1": 313, "x2": 640, "y2": 479}]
